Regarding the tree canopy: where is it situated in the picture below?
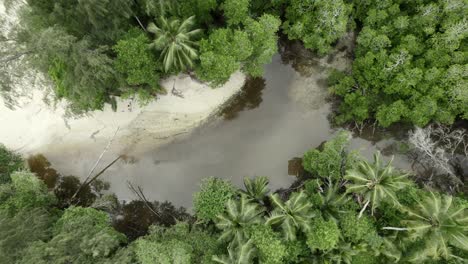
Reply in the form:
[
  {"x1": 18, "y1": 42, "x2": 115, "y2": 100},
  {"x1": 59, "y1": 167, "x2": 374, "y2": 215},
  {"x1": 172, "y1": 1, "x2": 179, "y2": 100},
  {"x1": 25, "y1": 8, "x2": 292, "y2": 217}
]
[
  {"x1": 330, "y1": 0, "x2": 468, "y2": 127},
  {"x1": 0, "y1": 133, "x2": 467, "y2": 263}
]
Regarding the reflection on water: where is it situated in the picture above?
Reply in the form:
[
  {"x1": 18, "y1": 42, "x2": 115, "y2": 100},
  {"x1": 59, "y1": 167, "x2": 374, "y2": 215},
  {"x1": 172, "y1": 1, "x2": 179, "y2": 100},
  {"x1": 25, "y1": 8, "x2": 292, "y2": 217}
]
[
  {"x1": 36, "y1": 45, "x2": 445, "y2": 208},
  {"x1": 221, "y1": 77, "x2": 266, "y2": 120},
  {"x1": 279, "y1": 40, "x2": 327, "y2": 77},
  {"x1": 27, "y1": 154, "x2": 59, "y2": 189},
  {"x1": 48, "y1": 53, "x2": 334, "y2": 208}
]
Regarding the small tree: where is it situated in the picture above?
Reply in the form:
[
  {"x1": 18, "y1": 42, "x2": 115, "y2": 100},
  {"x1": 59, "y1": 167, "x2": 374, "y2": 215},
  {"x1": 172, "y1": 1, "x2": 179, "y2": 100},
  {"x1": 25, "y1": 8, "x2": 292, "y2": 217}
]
[{"x1": 193, "y1": 178, "x2": 236, "y2": 222}]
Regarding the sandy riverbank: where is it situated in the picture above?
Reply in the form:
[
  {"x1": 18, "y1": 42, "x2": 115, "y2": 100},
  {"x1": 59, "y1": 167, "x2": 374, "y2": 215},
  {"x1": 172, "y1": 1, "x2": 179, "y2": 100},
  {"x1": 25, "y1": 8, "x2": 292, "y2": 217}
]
[
  {"x1": 0, "y1": 1, "x2": 246, "y2": 158},
  {"x1": 0, "y1": 72, "x2": 246, "y2": 155}
]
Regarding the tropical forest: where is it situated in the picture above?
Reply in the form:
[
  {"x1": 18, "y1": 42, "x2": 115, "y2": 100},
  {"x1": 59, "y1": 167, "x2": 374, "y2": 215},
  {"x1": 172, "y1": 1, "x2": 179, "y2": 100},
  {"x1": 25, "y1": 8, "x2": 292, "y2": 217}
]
[{"x1": 0, "y1": 0, "x2": 467, "y2": 263}]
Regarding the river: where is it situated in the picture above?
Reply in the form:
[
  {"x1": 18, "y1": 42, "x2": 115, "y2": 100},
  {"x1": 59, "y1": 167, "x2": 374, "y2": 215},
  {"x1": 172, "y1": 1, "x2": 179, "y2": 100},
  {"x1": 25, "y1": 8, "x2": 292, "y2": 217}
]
[{"x1": 27, "y1": 47, "x2": 416, "y2": 209}]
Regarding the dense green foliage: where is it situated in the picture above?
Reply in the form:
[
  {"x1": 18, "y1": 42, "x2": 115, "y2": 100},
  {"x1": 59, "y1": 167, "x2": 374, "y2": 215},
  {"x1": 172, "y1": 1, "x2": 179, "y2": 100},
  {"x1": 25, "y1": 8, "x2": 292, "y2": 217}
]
[
  {"x1": 248, "y1": 224, "x2": 286, "y2": 264},
  {"x1": 331, "y1": 0, "x2": 468, "y2": 127},
  {"x1": 222, "y1": 0, "x2": 251, "y2": 26},
  {"x1": 197, "y1": 28, "x2": 253, "y2": 86},
  {"x1": 302, "y1": 130, "x2": 357, "y2": 180},
  {"x1": 135, "y1": 223, "x2": 219, "y2": 264},
  {"x1": 20, "y1": 206, "x2": 126, "y2": 264},
  {"x1": 113, "y1": 28, "x2": 161, "y2": 103},
  {"x1": 197, "y1": 14, "x2": 281, "y2": 86},
  {"x1": 306, "y1": 217, "x2": 340, "y2": 251},
  {"x1": 193, "y1": 177, "x2": 237, "y2": 222},
  {"x1": 0, "y1": 171, "x2": 56, "y2": 214},
  {"x1": 0, "y1": 145, "x2": 24, "y2": 184},
  {"x1": 2, "y1": 0, "x2": 283, "y2": 113},
  {"x1": 0, "y1": 134, "x2": 467, "y2": 263},
  {"x1": 283, "y1": 0, "x2": 352, "y2": 55},
  {"x1": 1, "y1": 1, "x2": 468, "y2": 261},
  {"x1": 2, "y1": 0, "x2": 466, "y2": 128}
]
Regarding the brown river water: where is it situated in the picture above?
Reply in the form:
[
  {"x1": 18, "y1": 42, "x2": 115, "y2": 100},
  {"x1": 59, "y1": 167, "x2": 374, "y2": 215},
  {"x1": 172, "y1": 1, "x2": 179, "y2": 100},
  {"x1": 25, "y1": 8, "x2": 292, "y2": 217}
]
[{"x1": 37, "y1": 49, "x2": 418, "y2": 208}]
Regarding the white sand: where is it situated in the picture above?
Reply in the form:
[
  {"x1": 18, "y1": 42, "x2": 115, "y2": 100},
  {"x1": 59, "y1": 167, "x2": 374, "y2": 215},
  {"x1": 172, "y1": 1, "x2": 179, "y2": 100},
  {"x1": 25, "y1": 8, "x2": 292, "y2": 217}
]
[
  {"x1": 0, "y1": 1, "x2": 246, "y2": 157},
  {"x1": 0, "y1": 72, "x2": 245, "y2": 155}
]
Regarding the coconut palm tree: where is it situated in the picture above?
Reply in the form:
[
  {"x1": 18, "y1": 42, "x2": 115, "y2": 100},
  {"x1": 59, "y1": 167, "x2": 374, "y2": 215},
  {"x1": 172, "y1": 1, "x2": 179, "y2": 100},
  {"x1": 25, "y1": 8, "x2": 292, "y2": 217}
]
[
  {"x1": 241, "y1": 176, "x2": 270, "y2": 202},
  {"x1": 313, "y1": 184, "x2": 350, "y2": 222},
  {"x1": 147, "y1": 16, "x2": 201, "y2": 72},
  {"x1": 215, "y1": 196, "x2": 265, "y2": 243},
  {"x1": 384, "y1": 193, "x2": 468, "y2": 262},
  {"x1": 344, "y1": 152, "x2": 411, "y2": 217},
  {"x1": 266, "y1": 191, "x2": 314, "y2": 241},
  {"x1": 212, "y1": 239, "x2": 256, "y2": 264}
]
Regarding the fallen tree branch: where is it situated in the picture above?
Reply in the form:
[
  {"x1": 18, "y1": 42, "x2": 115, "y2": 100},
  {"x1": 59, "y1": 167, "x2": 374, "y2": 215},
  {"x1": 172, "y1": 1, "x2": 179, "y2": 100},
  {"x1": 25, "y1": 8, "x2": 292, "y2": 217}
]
[
  {"x1": 71, "y1": 155, "x2": 121, "y2": 204},
  {"x1": 127, "y1": 181, "x2": 160, "y2": 216}
]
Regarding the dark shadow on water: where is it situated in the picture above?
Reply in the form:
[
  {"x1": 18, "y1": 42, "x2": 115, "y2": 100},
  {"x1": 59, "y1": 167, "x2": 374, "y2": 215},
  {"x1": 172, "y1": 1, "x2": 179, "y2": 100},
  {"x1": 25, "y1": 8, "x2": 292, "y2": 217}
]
[
  {"x1": 27, "y1": 154, "x2": 59, "y2": 189},
  {"x1": 279, "y1": 39, "x2": 327, "y2": 77},
  {"x1": 27, "y1": 153, "x2": 112, "y2": 208},
  {"x1": 221, "y1": 77, "x2": 266, "y2": 120}
]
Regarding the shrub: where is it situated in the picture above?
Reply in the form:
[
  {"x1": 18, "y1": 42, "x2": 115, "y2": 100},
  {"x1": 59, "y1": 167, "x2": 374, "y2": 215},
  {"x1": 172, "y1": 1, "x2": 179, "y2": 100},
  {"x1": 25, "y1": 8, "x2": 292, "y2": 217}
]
[
  {"x1": 306, "y1": 218, "x2": 340, "y2": 251},
  {"x1": 248, "y1": 224, "x2": 286, "y2": 264},
  {"x1": 193, "y1": 177, "x2": 236, "y2": 221},
  {"x1": 0, "y1": 145, "x2": 24, "y2": 184},
  {"x1": 302, "y1": 131, "x2": 356, "y2": 180}
]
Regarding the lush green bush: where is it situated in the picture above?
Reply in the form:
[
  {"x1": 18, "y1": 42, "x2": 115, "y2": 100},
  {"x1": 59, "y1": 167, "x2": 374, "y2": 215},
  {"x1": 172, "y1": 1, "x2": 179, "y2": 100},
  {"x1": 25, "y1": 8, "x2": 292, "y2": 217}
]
[
  {"x1": 193, "y1": 177, "x2": 237, "y2": 222},
  {"x1": 0, "y1": 145, "x2": 24, "y2": 184},
  {"x1": 283, "y1": 0, "x2": 352, "y2": 55},
  {"x1": 0, "y1": 171, "x2": 56, "y2": 214},
  {"x1": 20, "y1": 206, "x2": 126, "y2": 264},
  {"x1": 135, "y1": 222, "x2": 219, "y2": 264},
  {"x1": 242, "y1": 14, "x2": 281, "y2": 77},
  {"x1": 338, "y1": 211, "x2": 376, "y2": 244},
  {"x1": 302, "y1": 131, "x2": 356, "y2": 180},
  {"x1": 113, "y1": 28, "x2": 161, "y2": 103},
  {"x1": 197, "y1": 14, "x2": 281, "y2": 86},
  {"x1": 0, "y1": 209, "x2": 55, "y2": 264},
  {"x1": 197, "y1": 29, "x2": 252, "y2": 86},
  {"x1": 222, "y1": 0, "x2": 250, "y2": 26},
  {"x1": 248, "y1": 224, "x2": 286, "y2": 264},
  {"x1": 306, "y1": 217, "x2": 340, "y2": 251}
]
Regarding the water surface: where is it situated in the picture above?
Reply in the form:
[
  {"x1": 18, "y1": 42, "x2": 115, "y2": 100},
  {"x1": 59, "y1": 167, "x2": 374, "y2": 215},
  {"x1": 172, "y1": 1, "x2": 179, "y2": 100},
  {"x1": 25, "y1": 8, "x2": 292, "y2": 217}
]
[{"x1": 40, "y1": 52, "x2": 415, "y2": 208}]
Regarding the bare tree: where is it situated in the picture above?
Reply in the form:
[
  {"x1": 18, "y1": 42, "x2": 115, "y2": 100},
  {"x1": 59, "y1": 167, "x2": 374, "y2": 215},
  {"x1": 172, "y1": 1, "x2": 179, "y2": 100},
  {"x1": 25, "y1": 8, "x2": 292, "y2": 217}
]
[{"x1": 408, "y1": 124, "x2": 467, "y2": 190}]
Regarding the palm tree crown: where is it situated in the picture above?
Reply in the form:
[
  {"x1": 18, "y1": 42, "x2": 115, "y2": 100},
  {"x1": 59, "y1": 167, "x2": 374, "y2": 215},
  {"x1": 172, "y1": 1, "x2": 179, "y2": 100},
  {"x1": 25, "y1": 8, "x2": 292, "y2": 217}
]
[
  {"x1": 241, "y1": 176, "x2": 270, "y2": 202},
  {"x1": 386, "y1": 193, "x2": 468, "y2": 262},
  {"x1": 215, "y1": 196, "x2": 265, "y2": 243},
  {"x1": 266, "y1": 191, "x2": 314, "y2": 241},
  {"x1": 212, "y1": 239, "x2": 256, "y2": 264},
  {"x1": 345, "y1": 152, "x2": 411, "y2": 216},
  {"x1": 147, "y1": 16, "x2": 201, "y2": 72},
  {"x1": 313, "y1": 184, "x2": 349, "y2": 222}
]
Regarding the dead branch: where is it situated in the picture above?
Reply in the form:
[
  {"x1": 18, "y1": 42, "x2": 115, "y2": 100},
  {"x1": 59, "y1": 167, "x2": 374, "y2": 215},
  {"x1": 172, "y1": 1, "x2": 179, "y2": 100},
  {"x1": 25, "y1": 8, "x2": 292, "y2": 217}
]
[
  {"x1": 70, "y1": 155, "x2": 121, "y2": 204},
  {"x1": 127, "y1": 181, "x2": 160, "y2": 217},
  {"x1": 82, "y1": 127, "x2": 120, "y2": 186}
]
